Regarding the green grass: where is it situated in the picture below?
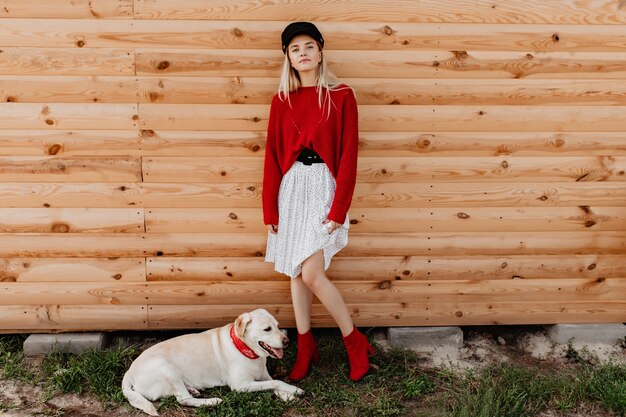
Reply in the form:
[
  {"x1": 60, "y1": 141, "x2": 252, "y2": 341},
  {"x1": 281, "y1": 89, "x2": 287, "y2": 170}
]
[{"x1": 0, "y1": 331, "x2": 624, "y2": 417}]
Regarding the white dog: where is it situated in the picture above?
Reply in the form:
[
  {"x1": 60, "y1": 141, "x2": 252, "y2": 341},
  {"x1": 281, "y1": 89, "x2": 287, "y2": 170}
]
[{"x1": 122, "y1": 309, "x2": 304, "y2": 416}]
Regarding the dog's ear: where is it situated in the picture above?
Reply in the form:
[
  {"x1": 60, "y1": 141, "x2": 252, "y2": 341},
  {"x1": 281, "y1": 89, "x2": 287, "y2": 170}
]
[{"x1": 234, "y1": 312, "x2": 252, "y2": 338}]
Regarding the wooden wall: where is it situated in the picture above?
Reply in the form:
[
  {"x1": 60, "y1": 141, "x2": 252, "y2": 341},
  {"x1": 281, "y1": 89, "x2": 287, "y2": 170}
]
[{"x1": 0, "y1": 0, "x2": 625, "y2": 332}]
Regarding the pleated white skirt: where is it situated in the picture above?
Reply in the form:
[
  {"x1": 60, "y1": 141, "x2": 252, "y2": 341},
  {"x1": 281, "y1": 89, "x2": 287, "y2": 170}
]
[{"x1": 265, "y1": 161, "x2": 350, "y2": 278}]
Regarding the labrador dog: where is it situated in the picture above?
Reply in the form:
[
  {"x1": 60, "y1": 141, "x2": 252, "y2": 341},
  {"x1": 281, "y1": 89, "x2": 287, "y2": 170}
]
[{"x1": 122, "y1": 309, "x2": 303, "y2": 416}]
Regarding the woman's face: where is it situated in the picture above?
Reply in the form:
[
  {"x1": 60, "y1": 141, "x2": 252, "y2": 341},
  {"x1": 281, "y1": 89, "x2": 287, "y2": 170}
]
[{"x1": 287, "y1": 34, "x2": 322, "y2": 74}]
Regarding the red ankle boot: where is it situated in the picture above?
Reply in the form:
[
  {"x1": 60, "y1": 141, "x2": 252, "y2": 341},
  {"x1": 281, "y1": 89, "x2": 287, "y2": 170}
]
[
  {"x1": 343, "y1": 326, "x2": 374, "y2": 381},
  {"x1": 288, "y1": 330, "x2": 319, "y2": 381}
]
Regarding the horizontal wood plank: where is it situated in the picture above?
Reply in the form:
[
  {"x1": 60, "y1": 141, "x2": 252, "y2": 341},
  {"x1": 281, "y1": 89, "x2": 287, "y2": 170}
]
[
  {"x1": 133, "y1": 0, "x2": 626, "y2": 25},
  {"x1": 144, "y1": 206, "x2": 626, "y2": 233},
  {"x1": 0, "y1": 278, "x2": 623, "y2": 305},
  {"x1": 138, "y1": 104, "x2": 626, "y2": 132},
  {"x1": 2, "y1": 130, "x2": 625, "y2": 157},
  {"x1": 0, "y1": 103, "x2": 138, "y2": 130},
  {"x1": 136, "y1": 49, "x2": 626, "y2": 79},
  {"x1": 147, "y1": 254, "x2": 626, "y2": 281},
  {"x1": 0, "y1": 48, "x2": 135, "y2": 76},
  {"x1": 0, "y1": 208, "x2": 144, "y2": 233},
  {"x1": 0, "y1": 0, "x2": 133, "y2": 18},
  {"x1": 3, "y1": 20, "x2": 626, "y2": 52},
  {"x1": 7, "y1": 76, "x2": 626, "y2": 105},
  {"x1": 146, "y1": 301, "x2": 626, "y2": 328},
  {"x1": 0, "y1": 156, "x2": 142, "y2": 182},
  {"x1": 1, "y1": 182, "x2": 624, "y2": 209},
  {"x1": 0, "y1": 305, "x2": 147, "y2": 332},
  {"x1": 0, "y1": 257, "x2": 145, "y2": 282},
  {"x1": 142, "y1": 155, "x2": 626, "y2": 183},
  {"x1": 0, "y1": 232, "x2": 623, "y2": 257}
]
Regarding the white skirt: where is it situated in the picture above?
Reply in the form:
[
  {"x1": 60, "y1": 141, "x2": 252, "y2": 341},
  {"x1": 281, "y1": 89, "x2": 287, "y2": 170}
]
[{"x1": 265, "y1": 161, "x2": 350, "y2": 279}]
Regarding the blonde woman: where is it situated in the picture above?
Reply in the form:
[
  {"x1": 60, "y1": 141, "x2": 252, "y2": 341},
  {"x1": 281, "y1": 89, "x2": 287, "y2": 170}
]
[{"x1": 263, "y1": 22, "x2": 373, "y2": 382}]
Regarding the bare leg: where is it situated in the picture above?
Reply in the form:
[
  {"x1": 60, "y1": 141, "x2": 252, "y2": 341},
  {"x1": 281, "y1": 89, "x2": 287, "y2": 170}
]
[
  {"x1": 290, "y1": 275, "x2": 313, "y2": 333},
  {"x1": 301, "y1": 251, "x2": 353, "y2": 336}
]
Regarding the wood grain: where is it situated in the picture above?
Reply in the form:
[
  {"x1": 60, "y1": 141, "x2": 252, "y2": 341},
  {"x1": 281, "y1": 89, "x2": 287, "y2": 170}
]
[
  {"x1": 0, "y1": 232, "x2": 623, "y2": 257},
  {"x1": 0, "y1": 0, "x2": 133, "y2": 18},
  {"x1": 146, "y1": 301, "x2": 626, "y2": 328},
  {"x1": 133, "y1": 0, "x2": 626, "y2": 25},
  {"x1": 146, "y1": 254, "x2": 626, "y2": 281},
  {"x1": 0, "y1": 257, "x2": 145, "y2": 282},
  {"x1": 2, "y1": 20, "x2": 625, "y2": 52},
  {"x1": 0, "y1": 208, "x2": 144, "y2": 233}
]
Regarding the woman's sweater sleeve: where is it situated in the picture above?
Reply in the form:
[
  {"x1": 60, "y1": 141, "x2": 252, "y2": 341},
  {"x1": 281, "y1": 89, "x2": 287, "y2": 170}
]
[
  {"x1": 327, "y1": 89, "x2": 359, "y2": 224},
  {"x1": 262, "y1": 96, "x2": 282, "y2": 225}
]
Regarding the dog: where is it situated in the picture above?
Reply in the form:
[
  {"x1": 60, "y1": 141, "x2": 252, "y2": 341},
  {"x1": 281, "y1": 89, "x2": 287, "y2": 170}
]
[{"x1": 122, "y1": 308, "x2": 304, "y2": 416}]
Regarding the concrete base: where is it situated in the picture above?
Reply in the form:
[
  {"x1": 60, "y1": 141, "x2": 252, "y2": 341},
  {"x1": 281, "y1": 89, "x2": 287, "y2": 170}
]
[
  {"x1": 545, "y1": 323, "x2": 626, "y2": 345},
  {"x1": 387, "y1": 327, "x2": 463, "y2": 351},
  {"x1": 23, "y1": 332, "x2": 108, "y2": 356}
]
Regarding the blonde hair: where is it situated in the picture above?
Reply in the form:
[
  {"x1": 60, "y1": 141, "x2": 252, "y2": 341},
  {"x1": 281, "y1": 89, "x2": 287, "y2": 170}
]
[{"x1": 277, "y1": 40, "x2": 349, "y2": 118}]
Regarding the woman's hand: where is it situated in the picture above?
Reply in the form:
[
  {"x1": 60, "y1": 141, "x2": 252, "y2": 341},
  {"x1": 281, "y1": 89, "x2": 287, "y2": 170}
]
[
  {"x1": 322, "y1": 219, "x2": 339, "y2": 234},
  {"x1": 268, "y1": 224, "x2": 278, "y2": 234}
]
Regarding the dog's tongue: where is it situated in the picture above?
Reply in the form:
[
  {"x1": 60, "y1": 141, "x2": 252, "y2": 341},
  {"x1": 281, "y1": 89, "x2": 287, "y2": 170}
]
[{"x1": 271, "y1": 347, "x2": 284, "y2": 359}]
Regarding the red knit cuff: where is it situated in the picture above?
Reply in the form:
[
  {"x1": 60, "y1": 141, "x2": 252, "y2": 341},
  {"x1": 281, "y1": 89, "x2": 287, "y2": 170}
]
[{"x1": 264, "y1": 207, "x2": 279, "y2": 225}]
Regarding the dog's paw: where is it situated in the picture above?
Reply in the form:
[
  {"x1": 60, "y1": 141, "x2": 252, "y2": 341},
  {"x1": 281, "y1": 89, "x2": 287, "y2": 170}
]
[
  {"x1": 187, "y1": 387, "x2": 201, "y2": 397},
  {"x1": 276, "y1": 386, "x2": 304, "y2": 402}
]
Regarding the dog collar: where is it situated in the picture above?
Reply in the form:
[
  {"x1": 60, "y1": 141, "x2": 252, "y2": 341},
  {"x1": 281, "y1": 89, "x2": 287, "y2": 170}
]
[{"x1": 230, "y1": 324, "x2": 259, "y2": 359}]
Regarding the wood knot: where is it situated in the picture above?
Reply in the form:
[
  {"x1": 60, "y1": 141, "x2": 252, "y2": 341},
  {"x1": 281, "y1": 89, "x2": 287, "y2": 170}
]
[
  {"x1": 132, "y1": 114, "x2": 139, "y2": 120},
  {"x1": 501, "y1": 262, "x2": 508, "y2": 268},
  {"x1": 457, "y1": 212, "x2": 470, "y2": 219},
  {"x1": 378, "y1": 280, "x2": 391, "y2": 290},
  {"x1": 402, "y1": 40, "x2": 409, "y2": 45},
  {"x1": 23, "y1": 262, "x2": 30, "y2": 268},
  {"x1": 228, "y1": 212, "x2": 237, "y2": 220},
  {"x1": 402, "y1": 270, "x2": 410, "y2": 275},
  {"x1": 112, "y1": 274, "x2": 122, "y2": 280},
  {"x1": 526, "y1": 53, "x2": 534, "y2": 59},
  {"x1": 1, "y1": 276, "x2": 16, "y2": 282},
  {"x1": 452, "y1": 50, "x2": 468, "y2": 59},
  {"x1": 156, "y1": 251, "x2": 164, "y2": 256},
  {"x1": 538, "y1": 195, "x2": 548, "y2": 201},
  {"x1": 51, "y1": 223, "x2": 70, "y2": 233},
  {"x1": 251, "y1": 116, "x2": 260, "y2": 123},
  {"x1": 349, "y1": 219, "x2": 358, "y2": 224},
  {"x1": 478, "y1": 110, "x2": 485, "y2": 115},
  {"x1": 247, "y1": 186, "x2": 255, "y2": 191},
  {"x1": 501, "y1": 160, "x2": 509, "y2": 168},
  {"x1": 76, "y1": 40, "x2": 85, "y2": 47},
  {"x1": 584, "y1": 220, "x2": 596, "y2": 228},
  {"x1": 148, "y1": 92, "x2": 161, "y2": 102},
  {"x1": 157, "y1": 61, "x2": 170, "y2": 70},
  {"x1": 226, "y1": 272, "x2": 233, "y2": 277},
  {"x1": 220, "y1": 170, "x2": 227, "y2": 176},
  {"x1": 455, "y1": 311, "x2": 463, "y2": 317},
  {"x1": 6, "y1": 96, "x2": 15, "y2": 102},
  {"x1": 232, "y1": 28, "x2": 244, "y2": 37},
  {"x1": 45, "y1": 119, "x2": 55, "y2": 125},
  {"x1": 417, "y1": 139, "x2": 431, "y2": 148},
  {"x1": 255, "y1": 251, "x2": 264, "y2": 257},
  {"x1": 383, "y1": 25, "x2": 393, "y2": 36},
  {"x1": 381, "y1": 168, "x2": 387, "y2": 174},
  {"x1": 587, "y1": 263, "x2": 596, "y2": 270},
  {"x1": 196, "y1": 291, "x2": 205, "y2": 296},
  {"x1": 43, "y1": 203, "x2": 51, "y2": 207},
  {"x1": 47, "y1": 144, "x2": 62, "y2": 155},
  {"x1": 251, "y1": 144, "x2": 261, "y2": 152},
  {"x1": 552, "y1": 33, "x2": 560, "y2": 42},
  {"x1": 432, "y1": 61, "x2": 440, "y2": 67},
  {"x1": 118, "y1": 185, "x2": 127, "y2": 191},
  {"x1": 141, "y1": 129, "x2": 155, "y2": 137},
  {"x1": 390, "y1": 99, "x2": 400, "y2": 105},
  {"x1": 554, "y1": 138, "x2": 565, "y2": 147},
  {"x1": 596, "y1": 277, "x2": 605, "y2": 283}
]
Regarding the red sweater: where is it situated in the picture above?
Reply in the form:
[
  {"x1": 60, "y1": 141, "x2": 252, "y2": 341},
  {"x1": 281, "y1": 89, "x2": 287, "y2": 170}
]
[{"x1": 263, "y1": 85, "x2": 359, "y2": 225}]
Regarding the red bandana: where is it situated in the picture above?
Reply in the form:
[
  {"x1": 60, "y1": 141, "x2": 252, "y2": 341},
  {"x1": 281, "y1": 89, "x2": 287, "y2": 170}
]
[{"x1": 230, "y1": 324, "x2": 259, "y2": 359}]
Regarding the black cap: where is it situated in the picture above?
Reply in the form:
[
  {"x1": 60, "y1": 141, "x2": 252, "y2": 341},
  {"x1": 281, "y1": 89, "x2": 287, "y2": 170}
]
[{"x1": 281, "y1": 22, "x2": 324, "y2": 54}]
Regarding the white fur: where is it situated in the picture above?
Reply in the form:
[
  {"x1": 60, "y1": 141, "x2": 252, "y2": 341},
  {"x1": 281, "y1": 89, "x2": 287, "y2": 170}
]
[{"x1": 122, "y1": 309, "x2": 303, "y2": 416}]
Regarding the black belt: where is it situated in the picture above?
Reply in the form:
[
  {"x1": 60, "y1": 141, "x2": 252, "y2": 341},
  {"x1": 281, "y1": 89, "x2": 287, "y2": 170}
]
[{"x1": 296, "y1": 148, "x2": 324, "y2": 165}]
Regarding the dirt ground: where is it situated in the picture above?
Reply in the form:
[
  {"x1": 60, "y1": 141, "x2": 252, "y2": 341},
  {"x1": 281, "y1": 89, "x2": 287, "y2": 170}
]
[{"x1": 1, "y1": 325, "x2": 624, "y2": 417}]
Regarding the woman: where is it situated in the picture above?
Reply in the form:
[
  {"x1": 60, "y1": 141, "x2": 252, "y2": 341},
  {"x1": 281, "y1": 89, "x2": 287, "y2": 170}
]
[{"x1": 263, "y1": 21, "x2": 373, "y2": 382}]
